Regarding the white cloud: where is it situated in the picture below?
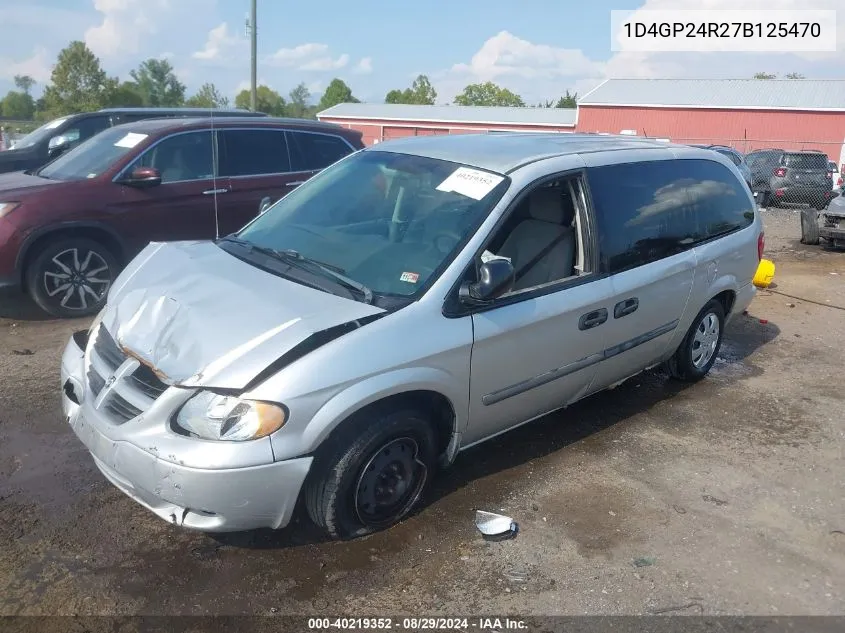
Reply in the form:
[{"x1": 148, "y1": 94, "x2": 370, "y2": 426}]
[
  {"x1": 266, "y1": 43, "x2": 349, "y2": 71},
  {"x1": 0, "y1": 48, "x2": 52, "y2": 84},
  {"x1": 353, "y1": 57, "x2": 373, "y2": 75},
  {"x1": 192, "y1": 22, "x2": 243, "y2": 62},
  {"x1": 85, "y1": 0, "x2": 169, "y2": 58},
  {"x1": 436, "y1": 30, "x2": 604, "y2": 103}
]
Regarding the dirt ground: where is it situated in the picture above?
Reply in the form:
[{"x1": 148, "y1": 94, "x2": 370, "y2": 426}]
[{"x1": 1, "y1": 207, "x2": 844, "y2": 618}]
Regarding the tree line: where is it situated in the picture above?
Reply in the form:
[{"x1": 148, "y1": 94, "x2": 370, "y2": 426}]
[{"x1": 0, "y1": 40, "x2": 583, "y2": 124}]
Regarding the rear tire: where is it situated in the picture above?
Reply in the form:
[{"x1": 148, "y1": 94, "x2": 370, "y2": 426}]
[
  {"x1": 25, "y1": 237, "x2": 118, "y2": 318},
  {"x1": 800, "y1": 208, "x2": 820, "y2": 245},
  {"x1": 667, "y1": 300, "x2": 725, "y2": 382},
  {"x1": 305, "y1": 408, "x2": 437, "y2": 540}
]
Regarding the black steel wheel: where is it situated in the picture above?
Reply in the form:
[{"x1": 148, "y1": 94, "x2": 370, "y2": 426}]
[{"x1": 305, "y1": 408, "x2": 437, "y2": 540}]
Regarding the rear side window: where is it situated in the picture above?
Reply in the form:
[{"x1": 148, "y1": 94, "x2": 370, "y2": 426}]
[
  {"x1": 587, "y1": 159, "x2": 755, "y2": 274},
  {"x1": 288, "y1": 131, "x2": 354, "y2": 171},
  {"x1": 782, "y1": 153, "x2": 827, "y2": 169},
  {"x1": 219, "y1": 129, "x2": 290, "y2": 176},
  {"x1": 716, "y1": 149, "x2": 741, "y2": 166}
]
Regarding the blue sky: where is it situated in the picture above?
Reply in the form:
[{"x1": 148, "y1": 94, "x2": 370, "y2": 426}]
[{"x1": 0, "y1": 0, "x2": 842, "y2": 107}]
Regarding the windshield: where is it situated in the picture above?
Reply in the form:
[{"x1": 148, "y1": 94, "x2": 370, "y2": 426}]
[
  {"x1": 232, "y1": 150, "x2": 509, "y2": 300},
  {"x1": 782, "y1": 153, "x2": 827, "y2": 170},
  {"x1": 11, "y1": 116, "x2": 71, "y2": 150},
  {"x1": 38, "y1": 127, "x2": 149, "y2": 181}
]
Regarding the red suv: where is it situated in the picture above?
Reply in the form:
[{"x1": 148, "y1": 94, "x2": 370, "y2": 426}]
[{"x1": 0, "y1": 117, "x2": 363, "y2": 317}]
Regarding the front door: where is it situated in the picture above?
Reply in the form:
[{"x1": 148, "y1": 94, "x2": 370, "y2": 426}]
[
  {"x1": 463, "y1": 174, "x2": 613, "y2": 446},
  {"x1": 466, "y1": 276, "x2": 616, "y2": 446},
  {"x1": 111, "y1": 129, "x2": 218, "y2": 255}
]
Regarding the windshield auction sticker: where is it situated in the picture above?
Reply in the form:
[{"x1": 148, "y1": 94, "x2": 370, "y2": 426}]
[
  {"x1": 114, "y1": 132, "x2": 149, "y2": 148},
  {"x1": 436, "y1": 167, "x2": 505, "y2": 201}
]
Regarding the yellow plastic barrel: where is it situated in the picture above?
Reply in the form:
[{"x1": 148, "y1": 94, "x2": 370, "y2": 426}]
[{"x1": 753, "y1": 258, "x2": 775, "y2": 288}]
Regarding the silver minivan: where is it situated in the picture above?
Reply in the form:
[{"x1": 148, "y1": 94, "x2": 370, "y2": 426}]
[{"x1": 60, "y1": 134, "x2": 763, "y2": 539}]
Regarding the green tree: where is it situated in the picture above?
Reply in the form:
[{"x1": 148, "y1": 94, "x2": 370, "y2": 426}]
[
  {"x1": 753, "y1": 72, "x2": 777, "y2": 79},
  {"x1": 785, "y1": 72, "x2": 806, "y2": 79},
  {"x1": 1, "y1": 91, "x2": 36, "y2": 119},
  {"x1": 128, "y1": 58, "x2": 185, "y2": 107},
  {"x1": 454, "y1": 81, "x2": 524, "y2": 107},
  {"x1": 385, "y1": 74, "x2": 437, "y2": 105},
  {"x1": 185, "y1": 83, "x2": 229, "y2": 108},
  {"x1": 555, "y1": 90, "x2": 578, "y2": 108},
  {"x1": 234, "y1": 85, "x2": 286, "y2": 115},
  {"x1": 287, "y1": 82, "x2": 311, "y2": 118},
  {"x1": 318, "y1": 78, "x2": 359, "y2": 111},
  {"x1": 13, "y1": 75, "x2": 36, "y2": 96},
  {"x1": 104, "y1": 80, "x2": 144, "y2": 107},
  {"x1": 41, "y1": 41, "x2": 112, "y2": 116}
]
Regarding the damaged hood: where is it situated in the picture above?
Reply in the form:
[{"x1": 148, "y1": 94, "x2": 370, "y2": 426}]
[
  {"x1": 101, "y1": 240, "x2": 385, "y2": 390},
  {"x1": 826, "y1": 194, "x2": 845, "y2": 217}
]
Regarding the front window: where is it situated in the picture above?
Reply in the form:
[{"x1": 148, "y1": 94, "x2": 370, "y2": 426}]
[
  {"x1": 12, "y1": 116, "x2": 70, "y2": 149},
  {"x1": 38, "y1": 127, "x2": 149, "y2": 181},
  {"x1": 230, "y1": 150, "x2": 509, "y2": 301}
]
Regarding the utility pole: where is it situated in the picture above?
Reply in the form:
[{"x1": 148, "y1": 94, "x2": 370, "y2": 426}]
[{"x1": 250, "y1": 0, "x2": 257, "y2": 111}]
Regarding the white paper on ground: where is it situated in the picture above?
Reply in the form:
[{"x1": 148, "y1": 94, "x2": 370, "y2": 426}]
[
  {"x1": 436, "y1": 167, "x2": 504, "y2": 201},
  {"x1": 114, "y1": 132, "x2": 148, "y2": 149}
]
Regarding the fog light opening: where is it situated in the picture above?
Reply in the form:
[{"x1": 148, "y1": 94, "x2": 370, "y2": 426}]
[{"x1": 63, "y1": 379, "x2": 81, "y2": 405}]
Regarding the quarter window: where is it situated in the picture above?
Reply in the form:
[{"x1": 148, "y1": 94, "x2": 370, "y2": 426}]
[
  {"x1": 288, "y1": 131, "x2": 354, "y2": 172},
  {"x1": 132, "y1": 131, "x2": 215, "y2": 183},
  {"x1": 588, "y1": 159, "x2": 755, "y2": 274},
  {"x1": 219, "y1": 129, "x2": 290, "y2": 176}
]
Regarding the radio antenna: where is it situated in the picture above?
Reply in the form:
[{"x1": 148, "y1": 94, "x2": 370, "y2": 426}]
[{"x1": 210, "y1": 105, "x2": 220, "y2": 239}]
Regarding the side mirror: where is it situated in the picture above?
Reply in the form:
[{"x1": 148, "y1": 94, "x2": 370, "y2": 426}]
[
  {"x1": 47, "y1": 134, "x2": 70, "y2": 157},
  {"x1": 459, "y1": 258, "x2": 515, "y2": 305},
  {"x1": 258, "y1": 196, "x2": 273, "y2": 215},
  {"x1": 121, "y1": 166, "x2": 162, "y2": 188}
]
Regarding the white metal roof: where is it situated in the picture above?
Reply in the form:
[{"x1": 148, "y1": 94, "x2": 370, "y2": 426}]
[
  {"x1": 316, "y1": 103, "x2": 577, "y2": 127},
  {"x1": 579, "y1": 79, "x2": 845, "y2": 112}
]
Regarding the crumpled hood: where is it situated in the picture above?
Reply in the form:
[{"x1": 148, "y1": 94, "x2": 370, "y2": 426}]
[
  {"x1": 100, "y1": 241, "x2": 385, "y2": 390},
  {"x1": 826, "y1": 194, "x2": 845, "y2": 217},
  {"x1": 0, "y1": 170, "x2": 63, "y2": 196}
]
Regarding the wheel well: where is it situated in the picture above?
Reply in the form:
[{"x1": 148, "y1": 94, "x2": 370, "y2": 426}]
[
  {"x1": 21, "y1": 228, "x2": 125, "y2": 289},
  {"x1": 337, "y1": 390, "x2": 456, "y2": 459},
  {"x1": 712, "y1": 290, "x2": 736, "y2": 316}
]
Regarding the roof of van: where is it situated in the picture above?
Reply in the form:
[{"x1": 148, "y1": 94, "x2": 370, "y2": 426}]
[{"x1": 367, "y1": 132, "x2": 691, "y2": 174}]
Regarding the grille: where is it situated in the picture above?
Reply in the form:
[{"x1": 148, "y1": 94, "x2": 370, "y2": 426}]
[{"x1": 86, "y1": 325, "x2": 169, "y2": 424}]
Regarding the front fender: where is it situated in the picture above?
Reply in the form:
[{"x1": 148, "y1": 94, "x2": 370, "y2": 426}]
[{"x1": 270, "y1": 366, "x2": 467, "y2": 461}]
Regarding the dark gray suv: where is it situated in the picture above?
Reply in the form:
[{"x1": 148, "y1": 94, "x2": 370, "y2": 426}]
[{"x1": 767, "y1": 151, "x2": 834, "y2": 209}]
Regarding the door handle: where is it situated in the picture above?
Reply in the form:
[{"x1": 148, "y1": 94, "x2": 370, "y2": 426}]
[
  {"x1": 203, "y1": 188, "x2": 228, "y2": 195},
  {"x1": 285, "y1": 181, "x2": 305, "y2": 187},
  {"x1": 613, "y1": 297, "x2": 639, "y2": 319},
  {"x1": 578, "y1": 308, "x2": 608, "y2": 331}
]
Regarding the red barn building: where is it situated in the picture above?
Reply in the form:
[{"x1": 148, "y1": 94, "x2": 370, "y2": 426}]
[
  {"x1": 577, "y1": 79, "x2": 845, "y2": 168},
  {"x1": 316, "y1": 103, "x2": 576, "y2": 146}
]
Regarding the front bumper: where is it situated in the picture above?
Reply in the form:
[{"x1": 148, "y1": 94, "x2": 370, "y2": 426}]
[{"x1": 60, "y1": 331, "x2": 313, "y2": 532}]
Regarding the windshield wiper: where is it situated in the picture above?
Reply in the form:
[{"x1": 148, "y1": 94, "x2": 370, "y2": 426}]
[{"x1": 218, "y1": 237, "x2": 373, "y2": 304}]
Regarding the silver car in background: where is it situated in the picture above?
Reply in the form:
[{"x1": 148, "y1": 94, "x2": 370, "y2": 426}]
[{"x1": 61, "y1": 134, "x2": 762, "y2": 539}]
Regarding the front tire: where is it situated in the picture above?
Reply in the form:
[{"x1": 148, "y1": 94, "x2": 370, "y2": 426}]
[
  {"x1": 25, "y1": 237, "x2": 118, "y2": 318},
  {"x1": 668, "y1": 300, "x2": 725, "y2": 382},
  {"x1": 305, "y1": 409, "x2": 437, "y2": 540}
]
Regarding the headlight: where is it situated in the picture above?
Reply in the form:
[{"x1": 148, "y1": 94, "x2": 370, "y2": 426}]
[
  {"x1": 0, "y1": 202, "x2": 20, "y2": 219},
  {"x1": 174, "y1": 391, "x2": 286, "y2": 441}
]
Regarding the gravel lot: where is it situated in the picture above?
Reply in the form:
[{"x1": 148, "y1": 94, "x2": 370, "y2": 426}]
[{"x1": 1, "y1": 207, "x2": 844, "y2": 618}]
